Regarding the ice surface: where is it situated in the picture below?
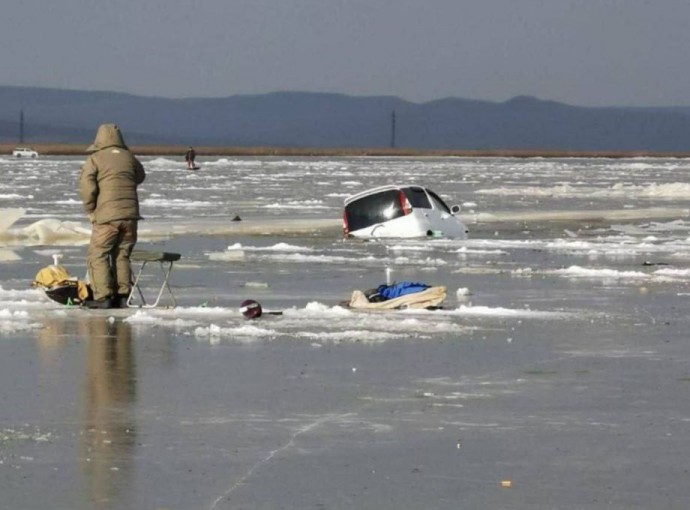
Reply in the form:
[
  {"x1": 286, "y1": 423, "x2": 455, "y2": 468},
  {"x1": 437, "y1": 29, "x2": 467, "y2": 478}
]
[
  {"x1": 4, "y1": 155, "x2": 690, "y2": 333},
  {"x1": 3, "y1": 156, "x2": 690, "y2": 510}
]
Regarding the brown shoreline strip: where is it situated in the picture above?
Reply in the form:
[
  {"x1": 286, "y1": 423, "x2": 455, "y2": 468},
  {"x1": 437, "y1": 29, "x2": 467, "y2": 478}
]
[{"x1": 2, "y1": 143, "x2": 689, "y2": 159}]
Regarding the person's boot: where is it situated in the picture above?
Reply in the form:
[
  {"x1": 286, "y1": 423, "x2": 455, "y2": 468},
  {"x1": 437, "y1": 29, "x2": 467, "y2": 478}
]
[
  {"x1": 84, "y1": 297, "x2": 114, "y2": 309},
  {"x1": 116, "y1": 293, "x2": 131, "y2": 308}
]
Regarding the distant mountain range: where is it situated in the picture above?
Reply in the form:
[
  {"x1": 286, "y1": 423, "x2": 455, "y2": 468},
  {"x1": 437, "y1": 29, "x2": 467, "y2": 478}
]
[{"x1": 1, "y1": 85, "x2": 690, "y2": 151}]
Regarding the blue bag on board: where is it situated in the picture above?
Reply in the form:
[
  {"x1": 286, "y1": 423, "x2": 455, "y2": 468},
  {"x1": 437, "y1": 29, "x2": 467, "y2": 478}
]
[{"x1": 375, "y1": 282, "x2": 430, "y2": 300}]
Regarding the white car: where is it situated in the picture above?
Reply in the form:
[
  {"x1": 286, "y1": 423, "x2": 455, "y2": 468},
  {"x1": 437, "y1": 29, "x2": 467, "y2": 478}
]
[
  {"x1": 12, "y1": 147, "x2": 38, "y2": 158},
  {"x1": 343, "y1": 185, "x2": 468, "y2": 239}
]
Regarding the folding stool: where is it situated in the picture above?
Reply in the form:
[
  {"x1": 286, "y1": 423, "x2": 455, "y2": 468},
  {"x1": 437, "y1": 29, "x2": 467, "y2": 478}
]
[{"x1": 127, "y1": 250, "x2": 181, "y2": 308}]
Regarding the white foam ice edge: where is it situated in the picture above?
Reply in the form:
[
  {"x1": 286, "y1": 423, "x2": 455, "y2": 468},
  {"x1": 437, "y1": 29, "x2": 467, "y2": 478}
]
[
  {"x1": 475, "y1": 182, "x2": 690, "y2": 199},
  {"x1": 5, "y1": 212, "x2": 690, "y2": 250},
  {"x1": 0, "y1": 288, "x2": 569, "y2": 344},
  {"x1": 0, "y1": 219, "x2": 92, "y2": 246},
  {"x1": 215, "y1": 225, "x2": 690, "y2": 263},
  {"x1": 0, "y1": 217, "x2": 343, "y2": 246},
  {"x1": 126, "y1": 301, "x2": 568, "y2": 345},
  {"x1": 208, "y1": 250, "x2": 449, "y2": 266},
  {"x1": 514, "y1": 265, "x2": 690, "y2": 282},
  {"x1": 0, "y1": 309, "x2": 41, "y2": 333},
  {"x1": 0, "y1": 288, "x2": 45, "y2": 332},
  {"x1": 225, "y1": 242, "x2": 314, "y2": 252}
]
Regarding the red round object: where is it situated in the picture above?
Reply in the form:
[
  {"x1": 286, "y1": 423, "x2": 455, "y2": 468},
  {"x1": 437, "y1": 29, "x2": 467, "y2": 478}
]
[{"x1": 240, "y1": 299, "x2": 263, "y2": 319}]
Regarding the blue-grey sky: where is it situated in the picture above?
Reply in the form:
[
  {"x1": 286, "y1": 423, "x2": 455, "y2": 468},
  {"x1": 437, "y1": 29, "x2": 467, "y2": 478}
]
[{"x1": 2, "y1": 0, "x2": 689, "y2": 106}]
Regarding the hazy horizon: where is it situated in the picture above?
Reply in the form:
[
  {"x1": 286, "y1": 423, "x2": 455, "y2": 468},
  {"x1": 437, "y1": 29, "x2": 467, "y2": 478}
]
[{"x1": 3, "y1": 84, "x2": 689, "y2": 110}]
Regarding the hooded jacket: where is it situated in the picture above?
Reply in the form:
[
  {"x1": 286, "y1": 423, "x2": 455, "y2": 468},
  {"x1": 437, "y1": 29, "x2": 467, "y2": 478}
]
[{"x1": 79, "y1": 124, "x2": 146, "y2": 224}]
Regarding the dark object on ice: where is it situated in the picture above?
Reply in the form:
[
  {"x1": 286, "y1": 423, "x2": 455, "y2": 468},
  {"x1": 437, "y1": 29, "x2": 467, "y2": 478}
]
[
  {"x1": 240, "y1": 299, "x2": 263, "y2": 319},
  {"x1": 364, "y1": 288, "x2": 386, "y2": 303},
  {"x1": 84, "y1": 297, "x2": 114, "y2": 309},
  {"x1": 232, "y1": 215, "x2": 242, "y2": 222},
  {"x1": 45, "y1": 285, "x2": 91, "y2": 306},
  {"x1": 642, "y1": 261, "x2": 669, "y2": 266},
  {"x1": 114, "y1": 293, "x2": 130, "y2": 309}
]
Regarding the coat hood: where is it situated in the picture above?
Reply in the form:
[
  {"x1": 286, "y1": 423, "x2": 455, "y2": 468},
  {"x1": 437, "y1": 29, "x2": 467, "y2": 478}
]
[{"x1": 86, "y1": 124, "x2": 128, "y2": 153}]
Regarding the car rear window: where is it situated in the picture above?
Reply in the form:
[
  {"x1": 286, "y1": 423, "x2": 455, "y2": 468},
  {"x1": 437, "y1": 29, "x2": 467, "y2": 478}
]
[
  {"x1": 345, "y1": 190, "x2": 404, "y2": 232},
  {"x1": 402, "y1": 187, "x2": 432, "y2": 208}
]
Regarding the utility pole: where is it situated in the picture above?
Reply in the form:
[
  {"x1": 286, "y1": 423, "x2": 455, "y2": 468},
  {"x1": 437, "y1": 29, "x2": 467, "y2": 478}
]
[
  {"x1": 390, "y1": 110, "x2": 396, "y2": 148},
  {"x1": 19, "y1": 109, "x2": 24, "y2": 144}
]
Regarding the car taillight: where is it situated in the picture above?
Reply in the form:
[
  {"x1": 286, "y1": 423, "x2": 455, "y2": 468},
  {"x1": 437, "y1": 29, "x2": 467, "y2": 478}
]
[
  {"x1": 343, "y1": 209, "x2": 349, "y2": 236},
  {"x1": 399, "y1": 190, "x2": 412, "y2": 215}
]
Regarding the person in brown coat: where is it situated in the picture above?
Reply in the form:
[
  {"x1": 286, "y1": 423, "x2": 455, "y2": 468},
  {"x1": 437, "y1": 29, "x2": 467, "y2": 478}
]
[
  {"x1": 185, "y1": 146, "x2": 196, "y2": 170},
  {"x1": 79, "y1": 124, "x2": 146, "y2": 309}
]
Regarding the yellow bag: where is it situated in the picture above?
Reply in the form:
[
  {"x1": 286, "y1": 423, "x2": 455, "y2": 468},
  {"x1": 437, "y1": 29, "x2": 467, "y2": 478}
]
[
  {"x1": 33, "y1": 265, "x2": 90, "y2": 304},
  {"x1": 33, "y1": 265, "x2": 72, "y2": 288}
]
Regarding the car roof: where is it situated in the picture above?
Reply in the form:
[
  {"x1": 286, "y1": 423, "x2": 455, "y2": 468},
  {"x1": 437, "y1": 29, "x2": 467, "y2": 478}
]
[{"x1": 344, "y1": 184, "x2": 426, "y2": 205}]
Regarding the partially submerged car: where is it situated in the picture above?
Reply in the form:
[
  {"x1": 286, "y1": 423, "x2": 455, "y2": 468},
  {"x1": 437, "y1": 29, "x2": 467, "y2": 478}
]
[
  {"x1": 343, "y1": 185, "x2": 468, "y2": 239},
  {"x1": 12, "y1": 147, "x2": 38, "y2": 158}
]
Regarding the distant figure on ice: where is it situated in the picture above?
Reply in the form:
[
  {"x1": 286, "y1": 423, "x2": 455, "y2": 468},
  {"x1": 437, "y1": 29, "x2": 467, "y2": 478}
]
[
  {"x1": 185, "y1": 146, "x2": 197, "y2": 170},
  {"x1": 79, "y1": 123, "x2": 146, "y2": 309}
]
